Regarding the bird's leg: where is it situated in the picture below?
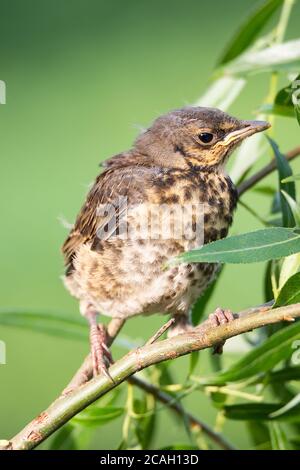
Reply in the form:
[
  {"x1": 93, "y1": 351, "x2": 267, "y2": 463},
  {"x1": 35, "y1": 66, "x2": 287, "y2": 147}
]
[
  {"x1": 208, "y1": 307, "x2": 234, "y2": 354},
  {"x1": 82, "y1": 304, "x2": 113, "y2": 379}
]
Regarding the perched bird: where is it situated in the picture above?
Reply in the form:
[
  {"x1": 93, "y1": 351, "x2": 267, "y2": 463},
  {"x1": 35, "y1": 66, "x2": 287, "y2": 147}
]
[{"x1": 62, "y1": 106, "x2": 270, "y2": 376}]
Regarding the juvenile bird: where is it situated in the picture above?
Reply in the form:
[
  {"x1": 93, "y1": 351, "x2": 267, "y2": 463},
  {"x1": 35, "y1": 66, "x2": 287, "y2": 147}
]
[{"x1": 62, "y1": 106, "x2": 270, "y2": 376}]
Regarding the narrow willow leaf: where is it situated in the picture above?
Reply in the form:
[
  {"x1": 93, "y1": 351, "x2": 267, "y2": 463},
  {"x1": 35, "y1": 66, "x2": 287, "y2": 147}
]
[
  {"x1": 269, "y1": 422, "x2": 289, "y2": 449},
  {"x1": 254, "y1": 185, "x2": 276, "y2": 196},
  {"x1": 200, "y1": 321, "x2": 300, "y2": 385},
  {"x1": 71, "y1": 407, "x2": 124, "y2": 427},
  {"x1": 218, "y1": 0, "x2": 283, "y2": 65},
  {"x1": 220, "y1": 39, "x2": 300, "y2": 76},
  {"x1": 224, "y1": 402, "x2": 300, "y2": 422},
  {"x1": 133, "y1": 396, "x2": 156, "y2": 450},
  {"x1": 0, "y1": 310, "x2": 87, "y2": 341},
  {"x1": 278, "y1": 253, "x2": 300, "y2": 290},
  {"x1": 271, "y1": 191, "x2": 281, "y2": 215},
  {"x1": 264, "y1": 366, "x2": 300, "y2": 384},
  {"x1": 0, "y1": 310, "x2": 135, "y2": 350},
  {"x1": 224, "y1": 403, "x2": 280, "y2": 421},
  {"x1": 283, "y1": 174, "x2": 300, "y2": 183},
  {"x1": 259, "y1": 103, "x2": 296, "y2": 118},
  {"x1": 296, "y1": 104, "x2": 300, "y2": 126},
  {"x1": 270, "y1": 393, "x2": 300, "y2": 418},
  {"x1": 273, "y1": 272, "x2": 300, "y2": 307},
  {"x1": 281, "y1": 190, "x2": 300, "y2": 226},
  {"x1": 173, "y1": 228, "x2": 300, "y2": 265},
  {"x1": 262, "y1": 74, "x2": 300, "y2": 125},
  {"x1": 268, "y1": 137, "x2": 296, "y2": 227},
  {"x1": 188, "y1": 351, "x2": 200, "y2": 378},
  {"x1": 195, "y1": 76, "x2": 246, "y2": 111},
  {"x1": 264, "y1": 261, "x2": 274, "y2": 302},
  {"x1": 275, "y1": 75, "x2": 300, "y2": 108}
]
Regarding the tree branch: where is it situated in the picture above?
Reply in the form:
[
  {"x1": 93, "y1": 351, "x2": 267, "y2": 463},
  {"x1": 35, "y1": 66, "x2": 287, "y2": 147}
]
[
  {"x1": 3, "y1": 146, "x2": 300, "y2": 451},
  {"x1": 237, "y1": 146, "x2": 300, "y2": 197},
  {"x1": 128, "y1": 376, "x2": 236, "y2": 450},
  {"x1": 2, "y1": 301, "x2": 299, "y2": 451}
]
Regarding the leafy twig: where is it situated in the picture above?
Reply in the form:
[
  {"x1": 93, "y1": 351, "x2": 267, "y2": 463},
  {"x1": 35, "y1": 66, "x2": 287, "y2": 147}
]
[
  {"x1": 3, "y1": 301, "x2": 300, "y2": 451},
  {"x1": 128, "y1": 376, "x2": 236, "y2": 450}
]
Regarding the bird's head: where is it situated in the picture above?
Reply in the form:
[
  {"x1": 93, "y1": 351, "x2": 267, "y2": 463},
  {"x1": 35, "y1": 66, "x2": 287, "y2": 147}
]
[{"x1": 134, "y1": 106, "x2": 270, "y2": 170}]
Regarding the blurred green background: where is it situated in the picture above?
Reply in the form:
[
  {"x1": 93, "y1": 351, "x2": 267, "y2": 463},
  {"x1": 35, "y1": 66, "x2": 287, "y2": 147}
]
[{"x1": 0, "y1": 0, "x2": 299, "y2": 449}]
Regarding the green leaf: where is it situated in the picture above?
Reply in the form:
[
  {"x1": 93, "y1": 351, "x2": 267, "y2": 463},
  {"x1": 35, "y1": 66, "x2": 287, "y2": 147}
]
[
  {"x1": 254, "y1": 185, "x2": 276, "y2": 196},
  {"x1": 0, "y1": 310, "x2": 87, "y2": 341},
  {"x1": 219, "y1": 39, "x2": 300, "y2": 76},
  {"x1": 247, "y1": 421, "x2": 270, "y2": 447},
  {"x1": 201, "y1": 321, "x2": 300, "y2": 385},
  {"x1": 259, "y1": 103, "x2": 296, "y2": 118},
  {"x1": 281, "y1": 191, "x2": 300, "y2": 226},
  {"x1": 224, "y1": 403, "x2": 280, "y2": 420},
  {"x1": 172, "y1": 228, "x2": 300, "y2": 265},
  {"x1": 278, "y1": 253, "x2": 300, "y2": 290},
  {"x1": 218, "y1": 0, "x2": 283, "y2": 65},
  {"x1": 188, "y1": 351, "x2": 200, "y2": 378},
  {"x1": 71, "y1": 406, "x2": 124, "y2": 427},
  {"x1": 276, "y1": 75, "x2": 300, "y2": 107},
  {"x1": 273, "y1": 272, "x2": 300, "y2": 307},
  {"x1": 264, "y1": 261, "x2": 274, "y2": 302},
  {"x1": 268, "y1": 137, "x2": 296, "y2": 227},
  {"x1": 262, "y1": 75, "x2": 300, "y2": 124},
  {"x1": 271, "y1": 191, "x2": 281, "y2": 215},
  {"x1": 50, "y1": 425, "x2": 78, "y2": 450},
  {"x1": 296, "y1": 103, "x2": 300, "y2": 126},
  {"x1": 264, "y1": 366, "x2": 300, "y2": 384},
  {"x1": 195, "y1": 76, "x2": 246, "y2": 111},
  {"x1": 269, "y1": 422, "x2": 290, "y2": 449},
  {"x1": 224, "y1": 402, "x2": 300, "y2": 422},
  {"x1": 270, "y1": 392, "x2": 300, "y2": 418},
  {"x1": 283, "y1": 174, "x2": 300, "y2": 183},
  {"x1": 136, "y1": 413, "x2": 156, "y2": 450},
  {"x1": 133, "y1": 396, "x2": 156, "y2": 450}
]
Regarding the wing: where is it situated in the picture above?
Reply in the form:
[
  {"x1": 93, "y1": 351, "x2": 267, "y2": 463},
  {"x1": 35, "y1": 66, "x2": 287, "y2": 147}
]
[{"x1": 62, "y1": 153, "x2": 157, "y2": 273}]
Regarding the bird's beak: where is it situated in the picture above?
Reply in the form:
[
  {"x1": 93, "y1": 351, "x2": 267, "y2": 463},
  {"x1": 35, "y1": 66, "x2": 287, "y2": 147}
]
[{"x1": 219, "y1": 120, "x2": 271, "y2": 147}]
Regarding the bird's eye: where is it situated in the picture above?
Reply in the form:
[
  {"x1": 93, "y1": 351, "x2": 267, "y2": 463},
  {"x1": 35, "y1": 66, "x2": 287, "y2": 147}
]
[{"x1": 198, "y1": 132, "x2": 214, "y2": 144}]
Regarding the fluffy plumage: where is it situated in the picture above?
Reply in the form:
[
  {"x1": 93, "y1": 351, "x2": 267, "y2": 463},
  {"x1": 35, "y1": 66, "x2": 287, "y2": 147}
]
[{"x1": 62, "y1": 106, "x2": 269, "y2": 373}]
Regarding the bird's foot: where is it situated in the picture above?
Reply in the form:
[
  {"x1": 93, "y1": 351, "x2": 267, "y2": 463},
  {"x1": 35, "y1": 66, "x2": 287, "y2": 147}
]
[
  {"x1": 86, "y1": 310, "x2": 113, "y2": 380},
  {"x1": 208, "y1": 307, "x2": 234, "y2": 355}
]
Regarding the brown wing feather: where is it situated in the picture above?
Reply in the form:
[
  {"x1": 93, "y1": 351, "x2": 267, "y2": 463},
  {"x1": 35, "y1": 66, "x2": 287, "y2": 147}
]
[{"x1": 62, "y1": 152, "x2": 157, "y2": 273}]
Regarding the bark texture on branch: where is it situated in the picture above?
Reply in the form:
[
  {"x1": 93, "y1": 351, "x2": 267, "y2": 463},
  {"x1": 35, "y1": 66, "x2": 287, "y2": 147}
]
[{"x1": 2, "y1": 302, "x2": 300, "y2": 451}]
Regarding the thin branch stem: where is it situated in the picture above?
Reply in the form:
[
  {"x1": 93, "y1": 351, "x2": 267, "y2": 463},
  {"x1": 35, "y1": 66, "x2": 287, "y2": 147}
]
[
  {"x1": 2, "y1": 301, "x2": 299, "y2": 451},
  {"x1": 145, "y1": 318, "x2": 175, "y2": 345},
  {"x1": 274, "y1": 0, "x2": 295, "y2": 45},
  {"x1": 128, "y1": 376, "x2": 236, "y2": 450}
]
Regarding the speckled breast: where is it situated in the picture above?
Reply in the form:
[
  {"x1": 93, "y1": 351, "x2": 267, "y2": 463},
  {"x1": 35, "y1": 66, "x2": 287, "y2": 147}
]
[{"x1": 150, "y1": 167, "x2": 238, "y2": 314}]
